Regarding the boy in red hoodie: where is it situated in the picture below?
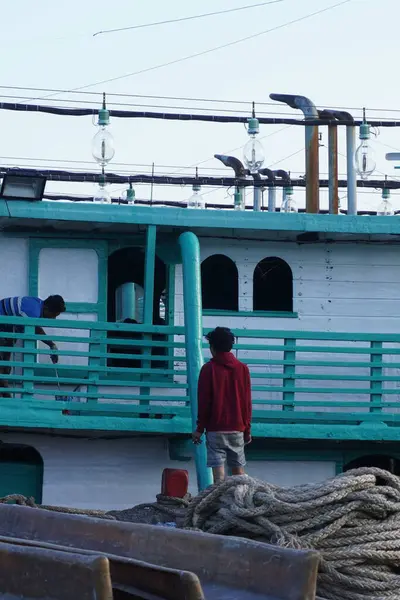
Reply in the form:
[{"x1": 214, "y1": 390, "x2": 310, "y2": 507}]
[{"x1": 192, "y1": 327, "x2": 252, "y2": 484}]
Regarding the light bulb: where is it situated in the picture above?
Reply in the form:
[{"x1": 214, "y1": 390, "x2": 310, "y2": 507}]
[
  {"x1": 281, "y1": 187, "x2": 297, "y2": 213},
  {"x1": 377, "y1": 189, "x2": 393, "y2": 216},
  {"x1": 92, "y1": 127, "x2": 115, "y2": 166},
  {"x1": 355, "y1": 140, "x2": 376, "y2": 180},
  {"x1": 355, "y1": 119, "x2": 376, "y2": 180},
  {"x1": 93, "y1": 182, "x2": 111, "y2": 204},
  {"x1": 243, "y1": 117, "x2": 265, "y2": 173},
  {"x1": 187, "y1": 184, "x2": 205, "y2": 209}
]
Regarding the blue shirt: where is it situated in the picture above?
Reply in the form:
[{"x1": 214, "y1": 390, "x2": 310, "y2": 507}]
[{"x1": 0, "y1": 297, "x2": 43, "y2": 318}]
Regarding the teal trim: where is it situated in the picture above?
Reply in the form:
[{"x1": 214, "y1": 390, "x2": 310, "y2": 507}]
[
  {"x1": 370, "y1": 341, "x2": 382, "y2": 413},
  {"x1": 282, "y1": 338, "x2": 296, "y2": 411},
  {"x1": 28, "y1": 238, "x2": 108, "y2": 321},
  {"x1": 22, "y1": 326, "x2": 36, "y2": 400},
  {"x1": 179, "y1": 232, "x2": 212, "y2": 490},
  {"x1": 143, "y1": 225, "x2": 156, "y2": 324},
  {"x1": 7, "y1": 202, "x2": 400, "y2": 236},
  {"x1": 203, "y1": 310, "x2": 298, "y2": 318},
  {"x1": 142, "y1": 225, "x2": 157, "y2": 404}
]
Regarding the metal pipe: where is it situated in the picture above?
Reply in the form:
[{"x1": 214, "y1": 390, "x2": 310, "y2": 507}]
[
  {"x1": 346, "y1": 123, "x2": 357, "y2": 215},
  {"x1": 328, "y1": 125, "x2": 339, "y2": 214},
  {"x1": 322, "y1": 110, "x2": 357, "y2": 215},
  {"x1": 252, "y1": 173, "x2": 262, "y2": 211},
  {"x1": 270, "y1": 94, "x2": 319, "y2": 213},
  {"x1": 268, "y1": 187, "x2": 276, "y2": 212},
  {"x1": 178, "y1": 232, "x2": 212, "y2": 491},
  {"x1": 259, "y1": 168, "x2": 276, "y2": 212}
]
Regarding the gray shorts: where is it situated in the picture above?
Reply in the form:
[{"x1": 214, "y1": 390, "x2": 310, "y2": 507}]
[{"x1": 206, "y1": 432, "x2": 246, "y2": 468}]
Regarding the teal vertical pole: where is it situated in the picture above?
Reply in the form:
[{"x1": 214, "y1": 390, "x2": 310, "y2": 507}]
[
  {"x1": 143, "y1": 225, "x2": 156, "y2": 323},
  {"x1": 178, "y1": 231, "x2": 212, "y2": 491}
]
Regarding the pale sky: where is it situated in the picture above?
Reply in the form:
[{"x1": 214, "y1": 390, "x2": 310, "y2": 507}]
[{"x1": 0, "y1": 0, "x2": 398, "y2": 211}]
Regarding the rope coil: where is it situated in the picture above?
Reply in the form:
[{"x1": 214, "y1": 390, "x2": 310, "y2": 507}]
[{"x1": 184, "y1": 467, "x2": 400, "y2": 600}]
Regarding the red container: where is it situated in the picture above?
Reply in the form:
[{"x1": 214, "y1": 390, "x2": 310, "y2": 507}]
[{"x1": 161, "y1": 468, "x2": 189, "y2": 498}]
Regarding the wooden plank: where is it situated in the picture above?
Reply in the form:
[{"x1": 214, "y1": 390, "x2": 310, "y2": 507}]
[{"x1": 0, "y1": 505, "x2": 319, "y2": 600}]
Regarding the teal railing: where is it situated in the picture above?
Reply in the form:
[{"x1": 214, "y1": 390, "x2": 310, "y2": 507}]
[{"x1": 0, "y1": 317, "x2": 400, "y2": 438}]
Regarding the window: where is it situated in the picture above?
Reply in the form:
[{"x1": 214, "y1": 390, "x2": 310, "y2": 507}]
[
  {"x1": 253, "y1": 257, "x2": 293, "y2": 312},
  {"x1": 201, "y1": 254, "x2": 238, "y2": 311},
  {"x1": 107, "y1": 247, "x2": 167, "y2": 370}
]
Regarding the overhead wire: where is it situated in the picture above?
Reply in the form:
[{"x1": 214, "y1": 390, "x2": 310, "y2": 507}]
[
  {"x1": 93, "y1": 0, "x2": 284, "y2": 36},
  {"x1": 27, "y1": 0, "x2": 352, "y2": 100},
  {"x1": 2, "y1": 86, "x2": 400, "y2": 120}
]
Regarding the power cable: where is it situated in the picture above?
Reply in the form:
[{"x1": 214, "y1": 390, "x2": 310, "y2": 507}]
[
  {"x1": 30, "y1": 0, "x2": 352, "y2": 99},
  {"x1": 93, "y1": 1, "x2": 284, "y2": 36},
  {"x1": 2, "y1": 85, "x2": 400, "y2": 119}
]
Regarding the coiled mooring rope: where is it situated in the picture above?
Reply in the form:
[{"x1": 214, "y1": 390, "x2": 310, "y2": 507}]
[{"x1": 184, "y1": 467, "x2": 400, "y2": 600}]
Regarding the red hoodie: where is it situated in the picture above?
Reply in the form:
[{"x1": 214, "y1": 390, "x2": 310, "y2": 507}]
[{"x1": 196, "y1": 352, "x2": 252, "y2": 436}]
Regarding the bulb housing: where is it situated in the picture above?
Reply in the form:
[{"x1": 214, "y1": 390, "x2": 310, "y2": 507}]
[
  {"x1": 281, "y1": 187, "x2": 298, "y2": 213},
  {"x1": 243, "y1": 117, "x2": 265, "y2": 173},
  {"x1": 187, "y1": 184, "x2": 205, "y2": 209}
]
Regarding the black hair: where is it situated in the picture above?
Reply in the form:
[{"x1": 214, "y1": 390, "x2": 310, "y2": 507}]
[
  {"x1": 205, "y1": 327, "x2": 235, "y2": 353},
  {"x1": 44, "y1": 295, "x2": 66, "y2": 314}
]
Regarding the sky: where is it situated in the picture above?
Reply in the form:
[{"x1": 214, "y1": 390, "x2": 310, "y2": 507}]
[{"x1": 0, "y1": 0, "x2": 399, "y2": 211}]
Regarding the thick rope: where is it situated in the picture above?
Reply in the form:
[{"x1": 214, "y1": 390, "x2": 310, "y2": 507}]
[
  {"x1": 0, "y1": 494, "x2": 116, "y2": 520},
  {"x1": 184, "y1": 468, "x2": 400, "y2": 600}
]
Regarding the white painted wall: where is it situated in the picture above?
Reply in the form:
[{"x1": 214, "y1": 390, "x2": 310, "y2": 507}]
[
  {"x1": 0, "y1": 236, "x2": 28, "y2": 298},
  {"x1": 38, "y1": 247, "x2": 98, "y2": 303},
  {"x1": 0, "y1": 433, "x2": 336, "y2": 510},
  {"x1": 175, "y1": 239, "x2": 400, "y2": 334}
]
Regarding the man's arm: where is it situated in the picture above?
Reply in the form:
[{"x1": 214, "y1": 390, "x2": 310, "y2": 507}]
[
  {"x1": 35, "y1": 326, "x2": 58, "y2": 364},
  {"x1": 35, "y1": 326, "x2": 56, "y2": 349},
  {"x1": 243, "y1": 365, "x2": 252, "y2": 441},
  {"x1": 196, "y1": 364, "x2": 212, "y2": 434}
]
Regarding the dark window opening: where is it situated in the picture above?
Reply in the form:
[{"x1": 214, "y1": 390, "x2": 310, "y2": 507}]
[
  {"x1": 107, "y1": 247, "x2": 167, "y2": 370},
  {"x1": 343, "y1": 454, "x2": 400, "y2": 480},
  {"x1": 253, "y1": 257, "x2": 293, "y2": 312},
  {"x1": 201, "y1": 254, "x2": 238, "y2": 311}
]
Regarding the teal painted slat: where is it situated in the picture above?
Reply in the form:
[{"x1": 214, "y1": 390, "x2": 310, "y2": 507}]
[
  {"x1": 283, "y1": 338, "x2": 296, "y2": 411},
  {"x1": 370, "y1": 341, "x2": 383, "y2": 413},
  {"x1": 21, "y1": 326, "x2": 36, "y2": 400}
]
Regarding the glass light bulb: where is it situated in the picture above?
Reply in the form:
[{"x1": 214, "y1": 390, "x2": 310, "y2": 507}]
[
  {"x1": 93, "y1": 182, "x2": 111, "y2": 204},
  {"x1": 281, "y1": 190, "x2": 297, "y2": 213},
  {"x1": 355, "y1": 140, "x2": 376, "y2": 180},
  {"x1": 187, "y1": 186, "x2": 205, "y2": 209},
  {"x1": 243, "y1": 134, "x2": 265, "y2": 173},
  {"x1": 377, "y1": 199, "x2": 394, "y2": 216},
  {"x1": 92, "y1": 126, "x2": 115, "y2": 166}
]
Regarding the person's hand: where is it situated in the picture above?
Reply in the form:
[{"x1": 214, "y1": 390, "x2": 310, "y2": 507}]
[
  {"x1": 192, "y1": 431, "x2": 202, "y2": 445},
  {"x1": 244, "y1": 433, "x2": 252, "y2": 445},
  {"x1": 49, "y1": 343, "x2": 59, "y2": 364}
]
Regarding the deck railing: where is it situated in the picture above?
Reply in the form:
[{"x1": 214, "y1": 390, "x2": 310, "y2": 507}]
[{"x1": 1, "y1": 316, "x2": 400, "y2": 437}]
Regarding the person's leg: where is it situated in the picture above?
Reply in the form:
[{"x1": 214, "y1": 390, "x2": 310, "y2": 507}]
[
  {"x1": 226, "y1": 432, "x2": 247, "y2": 476},
  {"x1": 206, "y1": 432, "x2": 226, "y2": 484},
  {"x1": 212, "y1": 466, "x2": 225, "y2": 483}
]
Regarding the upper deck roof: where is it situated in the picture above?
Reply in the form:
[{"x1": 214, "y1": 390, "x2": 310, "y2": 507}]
[{"x1": 1, "y1": 200, "x2": 400, "y2": 242}]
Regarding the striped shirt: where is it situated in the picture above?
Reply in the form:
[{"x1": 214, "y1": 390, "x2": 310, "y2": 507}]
[{"x1": 0, "y1": 297, "x2": 43, "y2": 318}]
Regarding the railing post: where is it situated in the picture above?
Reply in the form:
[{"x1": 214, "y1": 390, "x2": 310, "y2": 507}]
[
  {"x1": 87, "y1": 329, "x2": 103, "y2": 406},
  {"x1": 282, "y1": 338, "x2": 296, "y2": 411},
  {"x1": 369, "y1": 341, "x2": 383, "y2": 413},
  {"x1": 178, "y1": 231, "x2": 212, "y2": 491},
  {"x1": 22, "y1": 325, "x2": 36, "y2": 400},
  {"x1": 141, "y1": 225, "x2": 157, "y2": 405}
]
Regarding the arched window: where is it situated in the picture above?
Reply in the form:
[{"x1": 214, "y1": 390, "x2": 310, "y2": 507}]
[
  {"x1": 201, "y1": 254, "x2": 238, "y2": 311},
  {"x1": 253, "y1": 257, "x2": 293, "y2": 312}
]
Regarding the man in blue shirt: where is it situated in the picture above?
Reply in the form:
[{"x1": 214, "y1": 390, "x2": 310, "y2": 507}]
[{"x1": 0, "y1": 295, "x2": 66, "y2": 397}]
